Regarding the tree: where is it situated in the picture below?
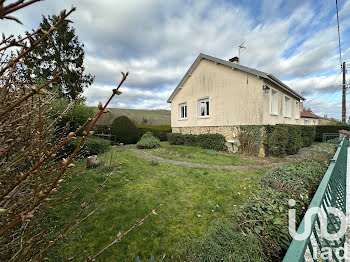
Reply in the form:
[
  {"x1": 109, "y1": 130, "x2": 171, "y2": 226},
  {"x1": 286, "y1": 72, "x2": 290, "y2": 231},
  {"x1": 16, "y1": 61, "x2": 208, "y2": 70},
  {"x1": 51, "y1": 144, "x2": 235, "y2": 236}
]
[{"x1": 25, "y1": 14, "x2": 94, "y2": 100}]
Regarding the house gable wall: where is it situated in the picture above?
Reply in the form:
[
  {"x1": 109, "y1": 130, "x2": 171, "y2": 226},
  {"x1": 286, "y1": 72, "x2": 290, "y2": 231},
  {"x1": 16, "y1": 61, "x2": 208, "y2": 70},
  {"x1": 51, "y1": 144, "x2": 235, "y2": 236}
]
[{"x1": 170, "y1": 59, "x2": 265, "y2": 127}]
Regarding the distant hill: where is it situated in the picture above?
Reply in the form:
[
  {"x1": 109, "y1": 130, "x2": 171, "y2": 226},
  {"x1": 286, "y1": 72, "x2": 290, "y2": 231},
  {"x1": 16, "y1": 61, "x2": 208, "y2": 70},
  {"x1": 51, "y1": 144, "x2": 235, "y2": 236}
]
[{"x1": 93, "y1": 108, "x2": 171, "y2": 126}]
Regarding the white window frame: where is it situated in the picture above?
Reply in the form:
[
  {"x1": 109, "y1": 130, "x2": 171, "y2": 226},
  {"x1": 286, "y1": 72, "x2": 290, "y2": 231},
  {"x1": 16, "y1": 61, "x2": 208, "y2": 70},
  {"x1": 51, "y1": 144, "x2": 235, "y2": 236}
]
[
  {"x1": 284, "y1": 95, "x2": 291, "y2": 118},
  {"x1": 270, "y1": 88, "x2": 278, "y2": 116},
  {"x1": 178, "y1": 103, "x2": 187, "y2": 120},
  {"x1": 304, "y1": 119, "x2": 309, "y2": 125},
  {"x1": 198, "y1": 98, "x2": 210, "y2": 118},
  {"x1": 295, "y1": 101, "x2": 300, "y2": 120}
]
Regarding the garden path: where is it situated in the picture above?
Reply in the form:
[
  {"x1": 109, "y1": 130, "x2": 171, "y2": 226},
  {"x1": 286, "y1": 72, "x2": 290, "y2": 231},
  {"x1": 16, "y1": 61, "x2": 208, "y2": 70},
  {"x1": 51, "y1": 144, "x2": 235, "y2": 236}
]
[{"x1": 121, "y1": 147, "x2": 309, "y2": 170}]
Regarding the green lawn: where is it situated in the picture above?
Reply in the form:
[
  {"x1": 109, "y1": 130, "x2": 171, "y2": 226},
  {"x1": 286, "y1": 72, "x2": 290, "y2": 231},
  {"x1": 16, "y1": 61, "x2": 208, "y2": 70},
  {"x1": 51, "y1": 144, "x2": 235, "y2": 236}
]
[
  {"x1": 46, "y1": 147, "x2": 267, "y2": 261},
  {"x1": 128, "y1": 142, "x2": 270, "y2": 166}
]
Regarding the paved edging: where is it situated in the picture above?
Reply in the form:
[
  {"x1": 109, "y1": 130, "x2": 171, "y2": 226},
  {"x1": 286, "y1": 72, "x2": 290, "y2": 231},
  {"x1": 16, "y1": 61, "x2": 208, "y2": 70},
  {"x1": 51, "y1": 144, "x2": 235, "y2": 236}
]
[{"x1": 121, "y1": 147, "x2": 280, "y2": 170}]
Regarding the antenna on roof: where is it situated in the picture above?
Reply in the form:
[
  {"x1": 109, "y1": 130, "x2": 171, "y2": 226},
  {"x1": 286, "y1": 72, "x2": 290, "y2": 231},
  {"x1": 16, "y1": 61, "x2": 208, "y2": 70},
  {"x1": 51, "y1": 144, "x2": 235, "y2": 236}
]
[{"x1": 238, "y1": 42, "x2": 246, "y2": 61}]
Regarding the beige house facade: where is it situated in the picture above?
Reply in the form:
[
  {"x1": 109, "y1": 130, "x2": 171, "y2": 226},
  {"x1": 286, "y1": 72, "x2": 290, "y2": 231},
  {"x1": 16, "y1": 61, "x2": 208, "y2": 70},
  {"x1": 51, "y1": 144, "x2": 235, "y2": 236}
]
[{"x1": 167, "y1": 53, "x2": 317, "y2": 150}]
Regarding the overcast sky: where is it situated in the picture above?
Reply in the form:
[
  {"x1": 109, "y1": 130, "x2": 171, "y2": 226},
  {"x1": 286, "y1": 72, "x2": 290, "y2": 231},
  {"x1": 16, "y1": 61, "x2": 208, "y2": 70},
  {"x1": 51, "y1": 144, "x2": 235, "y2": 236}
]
[{"x1": 2, "y1": 0, "x2": 350, "y2": 119}]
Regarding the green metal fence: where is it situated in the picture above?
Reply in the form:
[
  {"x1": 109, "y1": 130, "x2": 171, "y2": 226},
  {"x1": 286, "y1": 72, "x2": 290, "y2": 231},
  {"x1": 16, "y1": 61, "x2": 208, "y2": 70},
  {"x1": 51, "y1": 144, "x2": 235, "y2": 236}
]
[
  {"x1": 323, "y1": 133, "x2": 340, "y2": 144},
  {"x1": 283, "y1": 139, "x2": 349, "y2": 262}
]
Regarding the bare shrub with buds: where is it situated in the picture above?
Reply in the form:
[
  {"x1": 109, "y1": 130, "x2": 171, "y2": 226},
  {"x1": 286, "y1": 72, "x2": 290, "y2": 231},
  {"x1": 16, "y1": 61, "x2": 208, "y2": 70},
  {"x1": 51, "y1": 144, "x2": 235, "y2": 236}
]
[{"x1": 0, "y1": 1, "x2": 162, "y2": 261}]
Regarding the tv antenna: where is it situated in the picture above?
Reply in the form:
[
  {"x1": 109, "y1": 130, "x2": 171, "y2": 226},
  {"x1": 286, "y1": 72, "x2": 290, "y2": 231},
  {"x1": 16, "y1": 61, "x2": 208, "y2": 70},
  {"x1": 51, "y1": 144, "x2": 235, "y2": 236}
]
[{"x1": 238, "y1": 42, "x2": 246, "y2": 61}]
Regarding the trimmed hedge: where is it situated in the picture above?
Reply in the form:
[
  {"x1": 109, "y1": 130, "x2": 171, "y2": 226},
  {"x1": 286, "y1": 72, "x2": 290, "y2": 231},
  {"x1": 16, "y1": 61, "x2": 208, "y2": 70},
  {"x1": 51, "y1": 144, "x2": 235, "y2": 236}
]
[
  {"x1": 111, "y1": 116, "x2": 140, "y2": 144},
  {"x1": 64, "y1": 136, "x2": 110, "y2": 157},
  {"x1": 315, "y1": 125, "x2": 349, "y2": 142},
  {"x1": 137, "y1": 125, "x2": 171, "y2": 141},
  {"x1": 197, "y1": 134, "x2": 226, "y2": 151},
  {"x1": 168, "y1": 133, "x2": 226, "y2": 151},
  {"x1": 300, "y1": 126, "x2": 316, "y2": 147},
  {"x1": 167, "y1": 133, "x2": 185, "y2": 145},
  {"x1": 264, "y1": 125, "x2": 316, "y2": 157}
]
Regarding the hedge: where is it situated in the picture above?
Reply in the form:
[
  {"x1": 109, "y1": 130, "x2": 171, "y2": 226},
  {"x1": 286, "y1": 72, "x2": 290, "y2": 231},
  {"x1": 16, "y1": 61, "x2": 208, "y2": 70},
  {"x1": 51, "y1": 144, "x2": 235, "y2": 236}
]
[
  {"x1": 64, "y1": 136, "x2": 110, "y2": 157},
  {"x1": 168, "y1": 133, "x2": 226, "y2": 151},
  {"x1": 137, "y1": 125, "x2": 171, "y2": 141},
  {"x1": 264, "y1": 125, "x2": 315, "y2": 157},
  {"x1": 186, "y1": 144, "x2": 336, "y2": 261},
  {"x1": 315, "y1": 125, "x2": 350, "y2": 142},
  {"x1": 111, "y1": 116, "x2": 141, "y2": 144},
  {"x1": 300, "y1": 125, "x2": 316, "y2": 147}
]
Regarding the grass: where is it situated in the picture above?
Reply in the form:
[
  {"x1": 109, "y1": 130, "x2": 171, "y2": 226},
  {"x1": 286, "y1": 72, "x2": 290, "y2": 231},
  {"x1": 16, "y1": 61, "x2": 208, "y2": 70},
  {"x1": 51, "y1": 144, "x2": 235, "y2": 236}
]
[
  {"x1": 128, "y1": 142, "x2": 270, "y2": 166},
  {"x1": 46, "y1": 147, "x2": 267, "y2": 261}
]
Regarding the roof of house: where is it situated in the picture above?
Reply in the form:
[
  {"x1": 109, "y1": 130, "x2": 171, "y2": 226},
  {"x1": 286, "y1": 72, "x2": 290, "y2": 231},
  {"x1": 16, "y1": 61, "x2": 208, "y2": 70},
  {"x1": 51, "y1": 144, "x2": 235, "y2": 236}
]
[
  {"x1": 167, "y1": 53, "x2": 305, "y2": 103},
  {"x1": 300, "y1": 110, "x2": 320, "y2": 119}
]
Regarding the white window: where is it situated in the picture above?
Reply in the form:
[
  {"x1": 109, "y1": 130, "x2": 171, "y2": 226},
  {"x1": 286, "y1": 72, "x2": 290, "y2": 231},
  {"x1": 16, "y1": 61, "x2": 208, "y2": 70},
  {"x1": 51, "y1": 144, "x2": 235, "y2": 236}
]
[
  {"x1": 304, "y1": 119, "x2": 309, "y2": 125},
  {"x1": 270, "y1": 89, "x2": 278, "y2": 115},
  {"x1": 284, "y1": 96, "x2": 291, "y2": 118},
  {"x1": 198, "y1": 98, "x2": 209, "y2": 117},
  {"x1": 295, "y1": 101, "x2": 300, "y2": 120},
  {"x1": 178, "y1": 103, "x2": 187, "y2": 120}
]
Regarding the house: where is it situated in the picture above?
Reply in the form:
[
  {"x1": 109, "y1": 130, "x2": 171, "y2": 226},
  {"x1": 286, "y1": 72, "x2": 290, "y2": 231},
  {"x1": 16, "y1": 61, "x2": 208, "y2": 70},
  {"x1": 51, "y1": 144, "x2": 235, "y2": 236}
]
[
  {"x1": 167, "y1": 53, "x2": 317, "y2": 150},
  {"x1": 300, "y1": 110, "x2": 320, "y2": 125}
]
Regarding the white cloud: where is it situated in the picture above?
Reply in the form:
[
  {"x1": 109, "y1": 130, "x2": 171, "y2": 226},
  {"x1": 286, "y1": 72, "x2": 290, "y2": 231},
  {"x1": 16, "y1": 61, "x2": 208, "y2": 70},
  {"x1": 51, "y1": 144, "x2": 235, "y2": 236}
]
[{"x1": 1, "y1": 0, "x2": 350, "y2": 119}]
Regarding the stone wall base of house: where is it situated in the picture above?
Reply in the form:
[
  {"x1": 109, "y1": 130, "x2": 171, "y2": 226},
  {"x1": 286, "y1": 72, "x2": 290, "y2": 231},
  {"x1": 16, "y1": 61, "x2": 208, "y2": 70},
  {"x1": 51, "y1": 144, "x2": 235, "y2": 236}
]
[{"x1": 172, "y1": 126, "x2": 266, "y2": 157}]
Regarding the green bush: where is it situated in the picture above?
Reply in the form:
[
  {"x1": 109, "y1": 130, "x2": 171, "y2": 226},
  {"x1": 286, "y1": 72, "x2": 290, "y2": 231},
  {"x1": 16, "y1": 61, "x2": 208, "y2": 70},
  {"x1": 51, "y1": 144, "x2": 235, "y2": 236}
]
[
  {"x1": 264, "y1": 125, "x2": 289, "y2": 157},
  {"x1": 300, "y1": 126, "x2": 316, "y2": 147},
  {"x1": 283, "y1": 125, "x2": 302, "y2": 155},
  {"x1": 183, "y1": 134, "x2": 198, "y2": 146},
  {"x1": 111, "y1": 116, "x2": 140, "y2": 144},
  {"x1": 234, "y1": 156, "x2": 330, "y2": 260},
  {"x1": 185, "y1": 220, "x2": 265, "y2": 262},
  {"x1": 315, "y1": 125, "x2": 349, "y2": 142},
  {"x1": 168, "y1": 133, "x2": 185, "y2": 145},
  {"x1": 168, "y1": 133, "x2": 226, "y2": 151},
  {"x1": 137, "y1": 125, "x2": 171, "y2": 141},
  {"x1": 197, "y1": 134, "x2": 226, "y2": 151},
  {"x1": 137, "y1": 132, "x2": 160, "y2": 149},
  {"x1": 264, "y1": 124, "x2": 315, "y2": 157},
  {"x1": 64, "y1": 136, "x2": 110, "y2": 157}
]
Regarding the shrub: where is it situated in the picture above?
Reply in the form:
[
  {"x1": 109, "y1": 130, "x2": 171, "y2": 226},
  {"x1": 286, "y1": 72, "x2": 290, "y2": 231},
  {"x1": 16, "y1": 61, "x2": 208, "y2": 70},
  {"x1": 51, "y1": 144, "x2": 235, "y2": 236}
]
[
  {"x1": 300, "y1": 126, "x2": 316, "y2": 147},
  {"x1": 168, "y1": 133, "x2": 185, "y2": 145},
  {"x1": 264, "y1": 125, "x2": 289, "y2": 157},
  {"x1": 315, "y1": 125, "x2": 348, "y2": 142},
  {"x1": 197, "y1": 134, "x2": 226, "y2": 151},
  {"x1": 137, "y1": 125, "x2": 171, "y2": 141},
  {"x1": 237, "y1": 126, "x2": 263, "y2": 156},
  {"x1": 283, "y1": 125, "x2": 302, "y2": 155},
  {"x1": 137, "y1": 132, "x2": 160, "y2": 149},
  {"x1": 264, "y1": 125, "x2": 315, "y2": 157},
  {"x1": 168, "y1": 133, "x2": 226, "y2": 151},
  {"x1": 185, "y1": 220, "x2": 265, "y2": 262},
  {"x1": 234, "y1": 157, "x2": 329, "y2": 260},
  {"x1": 64, "y1": 136, "x2": 110, "y2": 157},
  {"x1": 111, "y1": 116, "x2": 140, "y2": 144},
  {"x1": 183, "y1": 134, "x2": 198, "y2": 146}
]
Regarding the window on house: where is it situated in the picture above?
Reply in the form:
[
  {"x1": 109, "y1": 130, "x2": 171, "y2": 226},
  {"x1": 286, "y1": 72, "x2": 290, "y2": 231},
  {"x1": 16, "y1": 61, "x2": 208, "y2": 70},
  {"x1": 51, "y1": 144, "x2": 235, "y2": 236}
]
[
  {"x1": 198, "y1": 98, "x2": 209, "y2": 117},
  {"x1": 270, "y1": 89, "x2": 278, "y2": 115},
  {"x1": 295, "y1": 101, "x2": 300, "y2": 119},
  {"x1": 284, "y1": 96, "x2": 291, "y2": 118},
  {"x1": 304, "y1": 119, "x2": 309, "y2": 125},
  {"x1": 313, "y1": 120, "x2": 316, "y2": 125},
  {"x1": 178, "y1": 103, "x2": 187, "y2": 120}
]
